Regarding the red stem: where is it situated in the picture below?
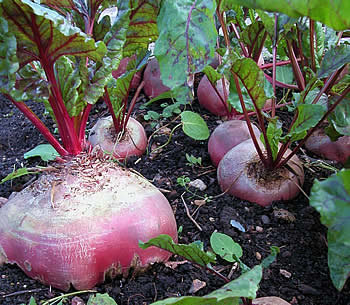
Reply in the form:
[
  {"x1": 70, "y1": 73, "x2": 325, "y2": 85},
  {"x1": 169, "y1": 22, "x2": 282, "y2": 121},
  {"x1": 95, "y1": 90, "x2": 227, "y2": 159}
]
[
  {"x1": 103, "y1": 87, "x2": 121, "y2": 132},
  {"x1": 7, "y1": 95, "x2": 69, "y2": 156},
  {"x1": 271, "y1": 14, "x2": 278, "y2": 118},
  {"x1": 309, "y1": 19, "x2": 316, "y2": 73},
  {"x1": 260, "y1": 59, "x2": 300, "y2": 70},
  {"x1": 286, "y1": 40, "x2": 305, "y2": 91},
  {"x1": 264, "y1": 73, "x2": 299, "y2": 90},
  {"x1": 230, "y1": 23, "x2": 249, "y2": 57},
  {"x1": 123, "y1": 81, "x2": 145, "y2": 131},
  {"x1": 232, "y1": 74, "x2": 267, "y2": 166}
]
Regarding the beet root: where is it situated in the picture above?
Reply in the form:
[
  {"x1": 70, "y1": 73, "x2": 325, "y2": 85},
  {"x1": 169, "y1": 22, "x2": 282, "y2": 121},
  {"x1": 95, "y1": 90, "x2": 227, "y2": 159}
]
[
  {"x1": 88, "y1": 117, "x2": 147, "y2": 161},
  {"x1": 143, "y1": 58, "x2": 170, "y2": 99},
  {"x1": 208, "y1": 120, "x2": 261, "y2": 167},
  {"x1": 304, "y1": 128, "x2": 350, "y2": 164},
  {"x1": 197, "y1": 75, "x2": 229, "y2": 116},
  {"x1": 217, "y1": 139, "x2": 304, "y2": 206},
  {"x1": 0, "y1": 157, "x2": 177, "y2": 291},
  {"x1": 112, "y1": 56, "x2": 142, "y2": 89}
]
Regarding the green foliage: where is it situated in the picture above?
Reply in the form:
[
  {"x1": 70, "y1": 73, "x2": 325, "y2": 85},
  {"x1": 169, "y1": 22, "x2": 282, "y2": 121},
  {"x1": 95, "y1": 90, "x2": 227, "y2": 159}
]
[
  {"x1": 154, "y1": 0, "x2": 217, "y2": 97},
  {"x1": 24, "y1": 144, "x2": 60, "y2": 162},
  {"x1": 327, "y1": 98, "x2": 350, "y2": 137},
  {"x1": 180, "y1": 111, "x2": 209, "y2": 140},
  {"x1": 88, "y1": 293, "x2": 118, "y2": 305},
  {"x1": 150, "y1": 266, "x2": 262, "y2": 305},
  {"x1": 185, "y1": 154, "x2": 202, "y2": 166},
  {"x1": 139, "y1": 234, "x2": 216, "y2": 267},
  {"x1": 318, "y1": 45, "x2": 350, "y2": 79},
  {"x1": 225, "y1": 0, "x2": 350, "y2": 30},
  {"x1": 1, "y1": 167, "x2": 41, "y2": 184},
  {"x1": 310, "y1": 169, "x2": 350, "y2": 291}
]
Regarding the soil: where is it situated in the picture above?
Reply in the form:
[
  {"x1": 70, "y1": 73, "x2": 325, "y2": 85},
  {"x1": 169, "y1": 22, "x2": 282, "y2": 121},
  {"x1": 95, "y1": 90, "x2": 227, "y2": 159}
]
[{"x1": 0, "y1": 92, "x2": 349, "y2": 305}]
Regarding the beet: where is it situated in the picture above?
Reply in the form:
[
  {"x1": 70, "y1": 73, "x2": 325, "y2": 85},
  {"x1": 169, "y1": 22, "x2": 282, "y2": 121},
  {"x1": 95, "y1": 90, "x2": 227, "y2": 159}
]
[
  {"x1": 88, "y1": 117, "x2": 147, "y2": 161},
  {"x1": 304, "y1": 128, "x2": 350, "y2": 164},
  {"x1": 197, "y1": 75, "x2": 229, "y2": 116},
  {"x1": 0, "y1": 157, "x2": 177, "y2": 291},
  {"x1": 143, "y1": 58, "x2": 170, "y2": 99},
  {"x1": 208, "y1": 120, "x2": 261, "y2": 167},
  {"x1": 112, "y1": 56, "x2": 143, "y2": 89},
  {"x1": 217, "y1": 139, "x2": 304, "y2": 207}
]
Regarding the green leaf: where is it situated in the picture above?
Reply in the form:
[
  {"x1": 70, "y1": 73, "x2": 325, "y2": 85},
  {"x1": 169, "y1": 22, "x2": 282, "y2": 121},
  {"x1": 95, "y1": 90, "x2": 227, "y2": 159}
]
[
  {"x1": 87, "y1": 293, "x2": 118, "y2": 305},
  {"x1": 203, "y1": 65, "x2": 223, "y2": 84},
  {"x1": 276, "y1": 65, "x2": 294, "y2": 85},
  {"x1": 124, "y1": 0, "x2": 160, "y2": 56},
  {"x1": 225, "y1": 0, "x2": 350, "y2": 31},
  {"x1": 0, "y1": 17, "x2": 18, "y2": 94},
  {"x1": 260, "y1": 119, "x2": 283, "y2": 160},
  {"x1": 210, "y1": 231, "x2": 243, "y2": 262},
  {"x1": 282, "y1": 104, "x2": 325, "y2": 142},
  {"x1": 261, "y1": 246, "x2": 280, "y2": 268},
  {"x1": 150, "y1": 265, "x2": 262, "y2": 304},
  {"x1": 154, "y1": 0, "x2": 217, "y2": 89},
  {"x1": 83, "y1": 0, "x2": 130, "y2": 105},
  {"x1": 28, "y1": 296, "x2": 37, "y2": 305},
  {"x1": 23, "y1": 144, "x2": 60, "y2": 162},
  {"x1": 55, "y1": 56, "x2": 84, "y2": 117},
  {"x1": 1, "y1": 168, "x2": 37, "y2": 184},
  {"x1": 309, "y1": 169, "x2": 350, "y2": 291},
  {"x1": 318, "y1": 45, "x2": 350, "y2": 79},
  {"x1": 181, "y1": 111, "x2": 210, "y2": 140},
  {"x1": 328, "y1": 98, "x2": 350, "y2": 136},
  {"x1": 229, "y1": 55, "x2": 269, "y2": 109},
  {"x1": 139, "y1": 234, "x2": 216, "y2": 267},
  {"x1": 240, "y1": 21, "x2": 267, "y2": 61}
]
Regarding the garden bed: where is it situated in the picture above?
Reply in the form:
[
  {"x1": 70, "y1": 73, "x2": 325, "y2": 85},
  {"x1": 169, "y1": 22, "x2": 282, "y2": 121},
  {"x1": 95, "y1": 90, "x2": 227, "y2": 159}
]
[{"x1": 0, "y1": 93, "x2": 349, "y2": 305}]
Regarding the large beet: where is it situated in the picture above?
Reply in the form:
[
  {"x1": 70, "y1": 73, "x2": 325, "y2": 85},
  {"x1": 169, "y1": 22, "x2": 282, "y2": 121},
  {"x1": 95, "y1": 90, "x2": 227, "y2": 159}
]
[
  {"x1": 88, "y1": 117, "x2": 147, "y2": 161},
  {"x1": 0, "y1": 156, "x2": 177, "y2": 291},
  {"x1": 208, "y1": 120, "x2": 261, "y2": 167},
  {"x1": 217, "y1": 139, "x2": 304, "y2": 206}
]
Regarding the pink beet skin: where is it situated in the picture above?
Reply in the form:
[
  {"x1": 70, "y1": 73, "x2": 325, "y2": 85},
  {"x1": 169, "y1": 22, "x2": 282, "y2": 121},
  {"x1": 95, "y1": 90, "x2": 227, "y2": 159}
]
[
  {"x1": 0, "y1": 159, "x2": 177, "y2": 291},
  {"x1": 217, "y1": 139, "x2": 304, "y2": 206},
  {"x1": 112, "y1": 56, "x2": 142, "y2": 89},
  {"x1": 304, "y1": 128, "x2": 350, "y2": 164},
  {"x1": 88, "y1": 117, "x2": 147, "y2": 161},
  {"x1": 208, "y1": 120, "x2": 261, "y2": 167},
  {"x1": 197, "y1": 75, "x2": 229, "y2": 117},
  {"x1": 143, "y1": 58, "x2": 170, "y2": 99}
]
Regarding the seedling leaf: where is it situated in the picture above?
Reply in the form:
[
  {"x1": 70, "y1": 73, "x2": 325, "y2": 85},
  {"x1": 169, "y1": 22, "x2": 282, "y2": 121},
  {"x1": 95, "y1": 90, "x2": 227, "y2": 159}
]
[
  {"x1": 139, "y1": 234, "x2": 216, "y2": 267},
  {"x1": 310, "y1": 169, "x2": 350, "y2": 291},
  {"x1": 210, "y1": 231, "x2": 242, "y2": 262},
  {"x1": 1, "y1": 168, "x2": 34, "y2": 184},
  {"x1": 87, "y1": 293, "x2": 118, "y2": 305},
  {"x1": 24, "y1": 144, "x2": 60, "y2": 162},
  {"x1": 181, "y1": 111, "x2": 209, "y2": 140}
]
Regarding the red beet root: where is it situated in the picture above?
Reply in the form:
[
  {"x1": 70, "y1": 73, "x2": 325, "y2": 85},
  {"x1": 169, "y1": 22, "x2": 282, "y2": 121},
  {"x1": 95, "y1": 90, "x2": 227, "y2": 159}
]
[
  {"x1": 143, "y1": 58, "x2": 170, "y2": 99},
  {"x1": 0, "y1": 158, "x2": 177, "y2": 291},
  {"x1": 88, "y1": 117, "x2": 147, "y2": 161},
  {"x1": 217, "y1": 139, "x2": 304, "y2": 206},
  {"x1": 208, "y1": 120, "x2": 261, "y2": 167}
]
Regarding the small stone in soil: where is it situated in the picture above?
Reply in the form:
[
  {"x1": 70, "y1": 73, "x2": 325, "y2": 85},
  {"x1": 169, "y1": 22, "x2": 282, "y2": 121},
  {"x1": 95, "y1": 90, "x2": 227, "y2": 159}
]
[{"x1": 261, "y1": 215, "x2": 270, "y2": 224}]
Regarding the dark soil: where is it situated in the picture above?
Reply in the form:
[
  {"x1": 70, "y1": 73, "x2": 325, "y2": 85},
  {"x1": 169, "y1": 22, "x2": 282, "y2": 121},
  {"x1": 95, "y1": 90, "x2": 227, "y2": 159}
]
[{"x1": 0, "y1": 92, "x2": 349, "y2": 305}]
